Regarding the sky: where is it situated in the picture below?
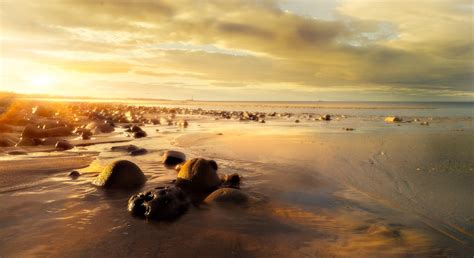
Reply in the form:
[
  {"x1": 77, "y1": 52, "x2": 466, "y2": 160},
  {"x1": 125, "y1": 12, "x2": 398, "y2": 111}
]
[{"x1": 0, "y1": 0, "x2": 473, "y2": 101}]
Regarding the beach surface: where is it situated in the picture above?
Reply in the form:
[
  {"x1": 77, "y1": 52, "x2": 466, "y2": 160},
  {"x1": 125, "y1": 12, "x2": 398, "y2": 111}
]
[{"x1": 0, "y1": 100, "x2": 473, "y2": 257}]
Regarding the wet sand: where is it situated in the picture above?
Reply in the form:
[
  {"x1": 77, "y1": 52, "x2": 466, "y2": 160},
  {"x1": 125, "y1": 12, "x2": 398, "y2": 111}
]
[{"x1": 0, "y1": 101, "x2": 473, "y2": 257}]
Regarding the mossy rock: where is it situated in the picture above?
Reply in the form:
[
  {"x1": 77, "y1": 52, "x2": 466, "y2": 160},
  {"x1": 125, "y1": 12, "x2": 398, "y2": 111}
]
[{"x1": 93, "y1": 160, "x2": 146, "y2": 189}]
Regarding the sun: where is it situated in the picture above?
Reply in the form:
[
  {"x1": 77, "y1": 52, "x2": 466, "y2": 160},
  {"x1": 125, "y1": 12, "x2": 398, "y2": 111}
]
[{"x1": 29, "y1": 75, "x2": 54, "y2": 88}]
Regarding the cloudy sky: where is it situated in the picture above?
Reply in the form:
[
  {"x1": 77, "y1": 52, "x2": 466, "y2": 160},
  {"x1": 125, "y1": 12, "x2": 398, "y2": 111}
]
[{"x1": 0, "y1": 0, "x2": 472, "y2": 101}]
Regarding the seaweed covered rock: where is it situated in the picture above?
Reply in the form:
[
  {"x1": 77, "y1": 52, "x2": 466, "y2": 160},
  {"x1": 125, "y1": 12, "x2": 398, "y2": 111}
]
[
  {"x1": 93, "y1": 160, "x2": 146, "y2": 189},
  {"x1": 176, "y1": 158, "x2": 220, "y2": 193},
  {"x1": 128, "y1": 186, "x2": 189, "y2": 220}
]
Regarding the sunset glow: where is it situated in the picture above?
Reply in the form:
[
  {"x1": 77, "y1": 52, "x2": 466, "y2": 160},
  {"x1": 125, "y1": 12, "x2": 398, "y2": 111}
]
[{"x1": 0, "y1": 0, "x2": 472, "y2": 101}]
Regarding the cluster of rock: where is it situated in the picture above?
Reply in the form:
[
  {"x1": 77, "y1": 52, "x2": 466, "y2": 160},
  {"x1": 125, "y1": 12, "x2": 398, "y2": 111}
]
[{"x1": 89, "y1": 149, "x2": 247, "y2": 221}]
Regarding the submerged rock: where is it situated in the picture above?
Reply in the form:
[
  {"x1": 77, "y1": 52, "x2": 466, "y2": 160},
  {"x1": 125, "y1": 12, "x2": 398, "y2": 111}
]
[
  {"x1": 162, "y1": 150, "x2": 186, "y2": 166},
  {"x1": 128, "y1": 186, "x2": 189, "y2": 220},
  {"x1": 111, "y1": 144, "x2": 139, "y2": 152},
  {"x1": 204, "y1": 188, "x2": 249, "y2": 204},
  {"x1": 220, "y1": 173, "x2": 241, "y2": 189},
  {"x1": 176, "y1": 158, "x2": 221, "y2": 193},
  {"x1": 93, "y1": 160, "x2": 146, "y2": 189}
]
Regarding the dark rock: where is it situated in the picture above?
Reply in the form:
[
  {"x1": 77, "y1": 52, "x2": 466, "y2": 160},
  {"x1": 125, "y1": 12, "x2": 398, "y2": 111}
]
[
  {"x1": 69, "y1": 170, "x2": 81, "y2": 179},
  {"x1": 8, "y1": 151, "x2": 28, "y2": 155},
  {"x1": 55, "y1": 140, "x2": 74, "y2": 151},
  {"x1": 133, "y1": 131, "x2": 147, "y2": 138},
  {"x1": 111, "y1": 144, "x2": 139, "y2": 152},
  {"x1": 162, "y1": 150, "x2": 186, "y2": 166},
  {"x1": 127, "y1": 186, "x2": 189, "y2": 220},
  {"x1": 130, "y1": 148, "x2": 148, "y2": 156}
]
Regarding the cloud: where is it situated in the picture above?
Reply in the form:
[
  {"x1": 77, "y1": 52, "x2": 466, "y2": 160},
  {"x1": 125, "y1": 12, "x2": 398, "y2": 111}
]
[{"x1": 0, "y1": 0, "x2": 472, "y2": 100}]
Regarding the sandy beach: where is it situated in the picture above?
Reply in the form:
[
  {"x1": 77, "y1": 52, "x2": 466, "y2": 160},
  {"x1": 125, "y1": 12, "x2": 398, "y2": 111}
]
[{"x1": 0, "y1": 99, "x2": 472, "y2": 257}]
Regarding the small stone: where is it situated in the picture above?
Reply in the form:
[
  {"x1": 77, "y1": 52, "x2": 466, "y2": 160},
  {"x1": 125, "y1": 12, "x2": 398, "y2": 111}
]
[
  {"x1": 130, "y1": 148, "x2": 148, "y2": 156},
  {"x1": 133, "y1": 131, "x2": 147, "y2": 138},
  {"x1": 55, "y1": 140, "x2": 74, "y2": 151},
  {"x1": 69, "y1": 170, "x2": 81, "y2": 179},
  {"x1": 162, "y1": 151, "x2": 186, "y2": 166}
]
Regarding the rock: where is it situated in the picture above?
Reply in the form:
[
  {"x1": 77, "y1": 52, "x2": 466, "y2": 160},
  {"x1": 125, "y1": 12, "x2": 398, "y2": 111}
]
[
  {"x1": 176, "y1": 158, "x2": 221, "y2": 193},
  {"x1": 0, "y1": 135, "x2": 17, "y2": 147},
  {"x1": 295, "y1": 119, "x2": 300, "y2": 123},
  {"x1": 81, "y1": 130, "x2": 93, "y2": 140},
  {"x1": 175, "y1": 120, "x2": 188, "y2": 128},
  {"x1": 420, "y1": 121, "x2": 429, "y2": 126},
  {"x1": 128, "y1": 186, "x2": 189, "y2": 220},
  {"x1": 130, "y1": 148, "x2": 148, "y2": 156},
  {"x1": 21, "y1": 125, "x2": 72, "y2": 138},
  {"x1": 204, "y1": 188, "x2": 249, "y2": 204},
  {"x1": 8, "y1": 151, "x2": 28, "y2": 155},
  {"x1": 55, "y1": 140, "x2": 74, "y2": 151},
  {"x1": 220, "y1": 173, "x2": 241, "y2": 189},
  {"x1": 384, "y1": 116, "x2": 402, "y2": 123},
  {"x1": 41, "y1": 137, "x2": 64, "y2": 145},
  {"x1": 162, "y1": 151, "x2": 186, "y2": 166},
  {"x1": 320, "y1": 114, "x2": 331, "y2": 121},
  {"x1": 127, "y1": 125, "x2": 143, "y2": 133},
  {"x1": 93, "y1": 160, "x2": 147, "y2": 189},
  {"x1": 133, "y1": 131, "x2": 147, "y2": 138},
  {"x1": 68, "y1": 170, "x2": 81, "y2": 179},
  {"x1": 15, "y1": 137, "x2": 41, "y2": 147},
  {"x1": 111, "y1": 144, "x2": 139, "y2": 152},
  {"x1": 85, "y1": 121, "x2": 114, "y2": 134},
  {"x1": 342, "y1": 127, "x2": 355, "y2": 131}
]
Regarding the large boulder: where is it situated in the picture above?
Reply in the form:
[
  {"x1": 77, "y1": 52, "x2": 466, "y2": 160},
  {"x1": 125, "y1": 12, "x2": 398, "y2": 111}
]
[
  {"x1": 162, "y1": 150, "x2": 186, "y2": 166},
  {"x1": 176, "y1": 158, "x2": 220, "y2": 193},
  {"x1": 127, "y1": 186, "x2": 189, "y2": 220},
  {"x1": 204, "y1": 188, "x2": 249, "y2": 205},
  {"x1": 93, "y1": 160, "x2": 146, "y2": 189}
]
